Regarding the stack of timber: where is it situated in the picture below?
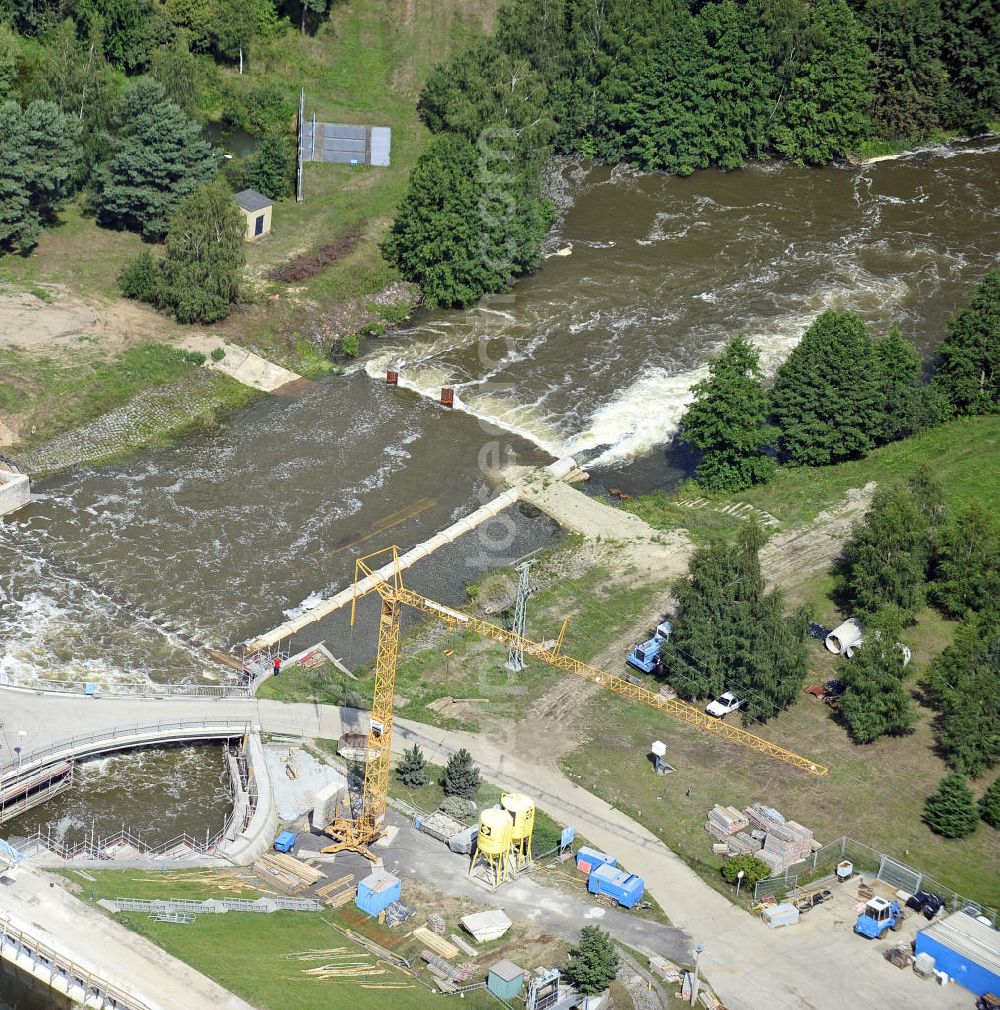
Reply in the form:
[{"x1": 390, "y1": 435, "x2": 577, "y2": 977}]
[
  {"x1": 705, "y1": 805, "x2": 749, "y2": 841},
  {"x1": 316, "y1": 874, "x2": 356, "y2": 908},
  {"x1": 649, "y1": 956, "x2": 682, "y2": 983},
  {"x1": 253, "y1": 852, "x2": 325, "y2": 893},
  {"x1": 413, "y1": 927, "x2": 460, "y2": 959}
]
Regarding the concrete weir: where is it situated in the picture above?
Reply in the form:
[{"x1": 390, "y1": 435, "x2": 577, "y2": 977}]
[{"x1": 246, "y1": 483, "x2": 523, "y2": 650}]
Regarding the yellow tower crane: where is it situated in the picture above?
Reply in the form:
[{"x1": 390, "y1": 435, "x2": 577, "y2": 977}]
[{"x1": 322, "y1": 546, "x2": 828, "y2": 856}]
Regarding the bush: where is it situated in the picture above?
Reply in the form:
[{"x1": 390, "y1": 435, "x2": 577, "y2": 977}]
[
  {"x1": 118, "y1": 250, "x2": 160, "y2": 303},
  {"x1": 439, "y1": 795, "x2": 476, "y2": 821},
  {"x1": 184, "y1": 350, "x2": 207, "y2": 366},
  {"x1": 362, "y1": 322, "x2": 385, "y2": 337},
  {"x1": 222, "y1": 80, "x2": 293, "y2": 137},
  {"x1": 341, "y1": 333, "x2": 360, "y2": 357},
  {"x1": 210, "y1": 346, "x2": 226, "y2": 362},
  {"x1": 720, "y1": 854, "x2": 771, "y2": 887}
]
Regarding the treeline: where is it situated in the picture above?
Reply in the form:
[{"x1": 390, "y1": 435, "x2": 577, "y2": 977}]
[
  {"x1": 0, "y1": 0, "x2": 325, "y2": 265},
  {"x1": 679, "y1": 270, "x2": 1000, "y2": 493},
  {"x1": 384, "y1": 0, "x2": 999, "y2": 306}
]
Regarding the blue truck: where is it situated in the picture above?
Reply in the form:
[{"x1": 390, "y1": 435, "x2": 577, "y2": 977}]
[
  {"x1": 854, "y1": 897, "x2": 904, "y2": 938},
  {"x1": 626, "y1": 621, "x2": 672, "y2": 673},
  {"x1": 587, "y1": 863, "x2": 645, "y2": 909}
]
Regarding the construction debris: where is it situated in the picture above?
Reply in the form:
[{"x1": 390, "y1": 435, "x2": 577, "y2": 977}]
[{"x1": 383, "y1": 901, "x2": 417, "y2": 928}]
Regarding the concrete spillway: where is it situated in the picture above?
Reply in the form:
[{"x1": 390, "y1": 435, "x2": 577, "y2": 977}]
[{"x1": 245, "y1": 485, "x2": 521, "y2": 651}]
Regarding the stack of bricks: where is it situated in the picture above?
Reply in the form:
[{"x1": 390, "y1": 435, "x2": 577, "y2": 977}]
[
  {"x1": 758, "y1": 819, "x2": 814, "y2": 873},
  {"x1": 705, "y1": 805, "x2": 749, "y2": 841}
]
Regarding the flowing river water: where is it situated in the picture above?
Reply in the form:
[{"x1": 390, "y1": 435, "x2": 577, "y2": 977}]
[{"x1": 1, "y1": 138, "x2": 997, "y2": 857}]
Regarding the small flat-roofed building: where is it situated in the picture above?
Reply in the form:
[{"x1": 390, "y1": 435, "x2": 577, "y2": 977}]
[{"x1": 233, "y1": 189, "x2": 273, "y2": 241}]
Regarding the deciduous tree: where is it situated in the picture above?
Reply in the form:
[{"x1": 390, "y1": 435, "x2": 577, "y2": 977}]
[
  {"x1": 770, "y1": 311, "x2": 882, "y2": 466},
  {"x1": 930, "y1": 501, "x2": 1000, "y2": 617},
  {"x1": 924, "y1": 608, "x2": 1000, "y2": 777},
  {"x1": 242, "y1": 133, "x2": 295, "y2": 200},
  {"x1": 837, "y1": 608, "x2": 916, "y2": 743},
  {"x1": 93, "y1": 77, "x2": 220, "y2": 240},
  {"x1": 156, "y1": 176, "x2": 245, "y2": 323},
  {"x1": 923, "y1": 771, "x2": 979, "y2": 838},
  {"x1": 679, "y1": 334, "x2": 776, "y2": 492}
]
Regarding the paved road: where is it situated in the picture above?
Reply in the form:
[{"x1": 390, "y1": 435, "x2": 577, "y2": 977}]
[{"x1": 0, "y1": 691, "x2": 971, "y2": 1010}]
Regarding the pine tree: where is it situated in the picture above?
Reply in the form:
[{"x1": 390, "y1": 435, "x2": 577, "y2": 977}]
[
  {"x1": 679, "y1": 334, "x2": 777, "y2": 492},
  {"x1": 873, "y1": 329, "x2": 923, "y2": 444},
  {"x1": 242, "y1": 134, "x2": 295, "y2": 200},
  {"x1": 924, "y1": 609, "x2": 1000, "y2": 777},
  {"x1": 381, "y1": 132, "x2": 553, "y2": 307},
  {"x1": 442, "y1": 748, "x2": 482, "y2": 800},
  {"x1": 564, "y1": 926, "x2": 619, "y2": 996},
  {"x1": 0, "y1": 99, "x2": 78, "y2": 253},
  {"x1": 979, "y1": 777, "x2": 1000, "y2": 829},
  {"x1": 930, "y1": 501, "x2": 1000, "y2": 618},
  {"x1": 396, "y1": 744, "x2": 428, "y2": 788},
  {"x1": 838, "y1": 484, "x2": 931, "y2": 621},
  {"x1": 923, "y1": 771, "x2": 980, "y2": 838},
  {"x1": 156, "y1": 177, "x2": 245, "y2": 323},
  {"x1": 933, "y1": 271, "x2": 1000, "y2": 417},
  {"x1": 837, "y1": 608, "x2": 916, "y2": 743},
  {"x1": 769, "y1": 311, "x2": 882, "y2": 466},
  {"x1": 661, "y1": 521, "x2": 807, "y2": 718},
  {"x1": 93, "y1": 76, "x2": 220, "y2": 241}
]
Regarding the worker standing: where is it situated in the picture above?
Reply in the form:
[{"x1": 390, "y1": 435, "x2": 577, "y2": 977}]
[{"x1": 273, "y1": 655, "x2": 282, "y2": 677}]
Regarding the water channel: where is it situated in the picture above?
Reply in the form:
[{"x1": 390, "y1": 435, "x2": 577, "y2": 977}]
[{"x1": 1, "y1": 137, "x2": 997, "y2": 854}]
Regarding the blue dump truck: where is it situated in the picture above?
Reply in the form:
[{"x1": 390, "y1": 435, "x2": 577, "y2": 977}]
[
  {"x1": 626, "y1": 621, "x2": 672, "y2": 673},
  {"x1": 587, "y1": 864, "x2": 646, "y2": 908}
]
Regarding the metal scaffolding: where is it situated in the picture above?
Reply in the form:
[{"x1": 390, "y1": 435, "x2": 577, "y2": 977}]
[{"x1": 506, "y1": 560, "x2": 535, "y2": 672}]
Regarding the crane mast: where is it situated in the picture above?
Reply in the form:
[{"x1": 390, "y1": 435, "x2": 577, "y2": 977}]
[{"x1": 322, "y1": 547, "x2": 828, "y2": 856}]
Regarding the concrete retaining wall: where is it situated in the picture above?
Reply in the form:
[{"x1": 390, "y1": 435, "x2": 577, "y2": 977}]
[
  {"x1": 217, "y1": 733, "x2": 278, "y2": 866},
  {"x1": 0, "y1": 471, "x2": 29, "y2": 517}
]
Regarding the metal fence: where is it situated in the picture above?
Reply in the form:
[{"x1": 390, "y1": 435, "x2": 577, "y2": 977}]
[
  {"x1": 111, "y1": 897, "x2": 321, "y2": 914},
  {"x1": 0, "y1": 719, "x2": 251, "y2": 779},
  {"x1": 0, "y1": 675, "x2": 252, "y2": 700},
  {"x1": 752, "y1": 834, "x2": 998, "y2": 926}
]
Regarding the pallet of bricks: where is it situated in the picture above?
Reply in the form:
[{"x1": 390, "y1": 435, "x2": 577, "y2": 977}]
[
  {"x1": 745, "y1": 803, "x2": 814, "y2": 874},
  {"x1": 705, "y1": 804, "x2": 757, "y2": 859}
]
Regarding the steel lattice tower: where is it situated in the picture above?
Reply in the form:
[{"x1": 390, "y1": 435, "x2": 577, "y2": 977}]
[{"x1": 506, "y1": 560, "x2": 534, "y2": 671}]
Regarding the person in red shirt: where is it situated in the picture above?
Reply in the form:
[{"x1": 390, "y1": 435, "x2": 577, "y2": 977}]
[{"x1": 273, "y1": 655, "x2": 282, "y2": 677}]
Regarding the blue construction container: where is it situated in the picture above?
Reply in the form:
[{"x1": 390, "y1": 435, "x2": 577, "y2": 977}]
[
  {"x1": 576, "y1": 847, "x2": 617, "y2": 875},
  {"x1": 587, "y1": 864, "x2": 645, "y2": 908},
  {"x1": 914, "y1": 912, "x2": 1000, "y2": 996},
  {"x1": 273, "y1": 831, "x2": 297, "y2": 853},
  {"x1": 355, "y1": 869, "x2": 401, "y2": 917},
  {"x1": 487, "y1": 959, "x2": 526, "y2": 1000}
]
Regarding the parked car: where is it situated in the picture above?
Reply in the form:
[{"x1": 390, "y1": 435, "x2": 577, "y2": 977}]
[{"x1": 705, "y1": 692, "x2": 745, "y2": 718}]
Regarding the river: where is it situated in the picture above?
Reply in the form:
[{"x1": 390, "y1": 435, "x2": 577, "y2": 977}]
[{"x1": 0, "y1": 137, "x2": 997, "y2": 846}]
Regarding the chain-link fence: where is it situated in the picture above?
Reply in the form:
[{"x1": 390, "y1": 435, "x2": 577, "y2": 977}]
[{"x1": 752, "y1": 834, "x2": 997, "y2": 926}]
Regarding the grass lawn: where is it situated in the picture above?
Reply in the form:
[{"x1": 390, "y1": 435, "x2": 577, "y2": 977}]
[
  {"x1": 563, "y1": 633, "x2": 1000, "y2": 911},
  {"x1": 627, "y1": 416, "x2": 1000, "y2": 537},
  {"x1": 67, "y1": 867, "x2": 497, "y2": 1009},
  {"x1": 0, "y1": 342, "x2": 255, "y2": 450}
]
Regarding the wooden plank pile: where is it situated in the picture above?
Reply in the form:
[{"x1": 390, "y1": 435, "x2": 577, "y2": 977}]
[
  {"x1": 253, "y1": 852, "x2": 325, "y2": 893},
  {"x1": 412, "y1": 926, "x2": 460, "y2": 959},
  {"x1": 316, "y1": 874, "x2": 356, "y2": 908},
  {"x1": 649, "y1": 955, "x2": 681, "y2": 983}
]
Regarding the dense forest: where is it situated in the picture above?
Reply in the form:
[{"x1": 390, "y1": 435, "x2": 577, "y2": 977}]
[{"x1": 384, "y1": 0, "x2": 1000, "y2": 305}]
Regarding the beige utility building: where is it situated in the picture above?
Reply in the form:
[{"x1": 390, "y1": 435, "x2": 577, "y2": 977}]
[{"x1": 234, "y1": 189, "x2": 273, "y2": 241}]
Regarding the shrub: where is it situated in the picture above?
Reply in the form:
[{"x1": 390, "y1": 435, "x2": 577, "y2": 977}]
[
  {"x1": 184, "y1": 350, "x2": 207, "y2": 366},
  {"x1": 362, "y1": 322, "x2": 385, "y2": 337},
  {"x1": 720, "y1": 854, "x2": 771, "y2": 887},
  {"x1": 439, "y1": 795, "x2": 476, "y2": 821},
  {"x1": 118, "y1": 250, "x2": 160, "y2": 303},
  {"x1": 210, "y1": 346, "x2": 226, "y2": 362},
  {"x1": 341, "y1": 333, "x2": 360, "y2": 357}
]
